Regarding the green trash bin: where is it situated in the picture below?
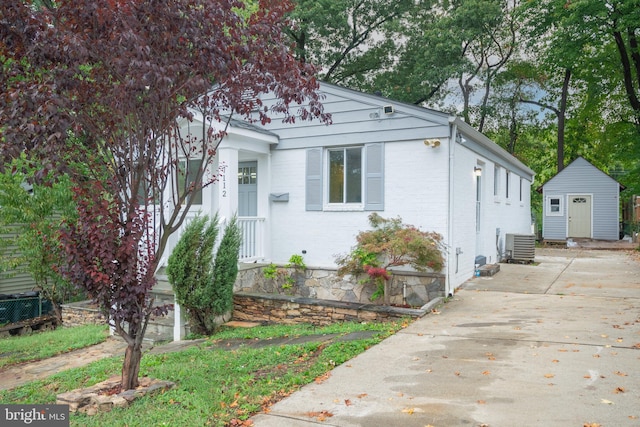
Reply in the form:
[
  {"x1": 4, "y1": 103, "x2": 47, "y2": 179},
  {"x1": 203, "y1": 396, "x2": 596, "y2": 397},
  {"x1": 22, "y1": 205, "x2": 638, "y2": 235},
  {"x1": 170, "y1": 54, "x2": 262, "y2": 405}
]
[
  {"x1": 0, "y1": 294, "x2": 12, "y2": 324},
  {"x1": 13, "y1": 292, "x2": 40, "y2": 322}
]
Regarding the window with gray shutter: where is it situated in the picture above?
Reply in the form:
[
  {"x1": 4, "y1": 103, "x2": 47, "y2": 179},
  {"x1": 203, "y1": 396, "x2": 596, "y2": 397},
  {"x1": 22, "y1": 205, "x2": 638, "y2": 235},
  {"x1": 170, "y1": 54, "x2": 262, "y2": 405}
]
[
  {"x1": 364, "y1": 143, "x2": 384, "y2": 211},
  {"x1": 306, "y1": 143, "x2": 384, "y2": 211},
  {"x1": 305, "y1": 148, "x2": 323, "y2": 211}
]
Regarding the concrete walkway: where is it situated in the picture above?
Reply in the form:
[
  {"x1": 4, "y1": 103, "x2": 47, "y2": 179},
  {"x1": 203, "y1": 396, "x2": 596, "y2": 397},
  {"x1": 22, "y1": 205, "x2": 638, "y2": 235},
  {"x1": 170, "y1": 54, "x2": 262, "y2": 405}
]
[
  {"x1": 0, "y1": 338, "x2": 128, "y2": 391},
  {"x1": 251, "y1": 248, "x2": 640, "y2": 426}
]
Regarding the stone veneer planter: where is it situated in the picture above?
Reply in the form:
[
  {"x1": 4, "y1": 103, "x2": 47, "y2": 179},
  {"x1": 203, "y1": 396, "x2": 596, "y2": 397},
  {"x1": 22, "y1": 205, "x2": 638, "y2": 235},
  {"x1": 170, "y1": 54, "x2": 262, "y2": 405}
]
[
  {"x1": 232, "y1": 292, "x2": 430, "y2": 325},
  {"x1": 234, "y1": 265, "x2": 445, "y2": 307},
  {"x1": 57, "y1": 376, "x2": 175, "y2": 415}
]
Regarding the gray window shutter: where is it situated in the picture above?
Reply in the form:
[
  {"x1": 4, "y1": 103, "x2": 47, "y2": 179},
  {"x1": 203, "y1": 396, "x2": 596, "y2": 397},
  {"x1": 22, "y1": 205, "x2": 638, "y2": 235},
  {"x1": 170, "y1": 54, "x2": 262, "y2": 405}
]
[
  {"x1": 305, "y1": 148, "x2": 323, "y2": 211},
  {"x1": 365, "y1": 143, "x2": 384, "y2": 211}
]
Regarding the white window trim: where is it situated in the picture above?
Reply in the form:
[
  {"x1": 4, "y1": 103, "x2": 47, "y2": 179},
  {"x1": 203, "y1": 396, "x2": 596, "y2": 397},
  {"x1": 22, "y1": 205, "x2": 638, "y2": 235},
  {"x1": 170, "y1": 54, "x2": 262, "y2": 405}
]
[
  {"x1": 324, "y1": 146, "x2": 364, "y2": 210},
  {"x1": 546, "y1": 195, "x2": 563, "y2": 216},
  {"x1": 493, "y1": 165, "x2": 501, "y2": 202}
]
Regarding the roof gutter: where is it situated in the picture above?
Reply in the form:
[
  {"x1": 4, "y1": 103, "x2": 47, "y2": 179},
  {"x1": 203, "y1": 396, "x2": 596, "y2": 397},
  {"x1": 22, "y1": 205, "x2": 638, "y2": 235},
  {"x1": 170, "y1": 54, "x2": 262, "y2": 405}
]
[{"x1": 450, "y1": 117, "x2": 535, "y2": 181}]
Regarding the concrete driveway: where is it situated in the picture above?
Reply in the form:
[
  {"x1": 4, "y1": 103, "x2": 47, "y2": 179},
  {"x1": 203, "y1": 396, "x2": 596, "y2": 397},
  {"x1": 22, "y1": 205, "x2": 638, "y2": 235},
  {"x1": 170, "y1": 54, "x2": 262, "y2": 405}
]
[{"x1": 251, "y1": 248, "x2": 640, "y2": 426}]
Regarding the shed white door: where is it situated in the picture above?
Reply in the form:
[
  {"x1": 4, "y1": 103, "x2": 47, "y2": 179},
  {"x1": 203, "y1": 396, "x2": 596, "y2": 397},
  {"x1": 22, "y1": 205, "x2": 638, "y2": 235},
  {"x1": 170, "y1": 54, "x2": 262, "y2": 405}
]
[
  {"x1": 238, "y1": 161, "x2": 257, "y2": 216},
  {"x1": 568, "y1": 195, "x2": 591, "y2": 238}
]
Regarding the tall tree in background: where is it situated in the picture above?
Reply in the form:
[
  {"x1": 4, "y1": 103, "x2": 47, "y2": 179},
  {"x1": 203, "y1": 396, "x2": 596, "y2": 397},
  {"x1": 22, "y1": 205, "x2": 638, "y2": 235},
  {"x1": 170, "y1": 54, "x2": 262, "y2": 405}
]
[
  {"x1": 288, "y1": 0, "x2": 416, "y2": 88},
  {"x1": 518, "y1": 0, "x2": 640, "y2": 182},
  {"x1": 0, "y1": 0, "x2": 328, "y2": 390},
  {"x1": 372, "y1": 0, "x2": 518, "y2": 126}
]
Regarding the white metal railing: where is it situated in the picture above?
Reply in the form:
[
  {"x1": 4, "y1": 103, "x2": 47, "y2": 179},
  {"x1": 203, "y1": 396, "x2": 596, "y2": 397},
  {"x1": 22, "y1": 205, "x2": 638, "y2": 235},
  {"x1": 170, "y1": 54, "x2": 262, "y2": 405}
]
[{"x1": 238, "y1": 217, "x2": 265, "y2": 262}]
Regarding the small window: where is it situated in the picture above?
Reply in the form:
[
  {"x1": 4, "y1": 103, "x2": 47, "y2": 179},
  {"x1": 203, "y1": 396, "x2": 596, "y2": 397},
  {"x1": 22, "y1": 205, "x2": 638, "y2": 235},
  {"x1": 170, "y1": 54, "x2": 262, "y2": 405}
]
[
  {"x1": 519, "y1": 177, "x2": 523, "y2": 202},
  {"x1": 238, "y1": 165, "x2": 257, "y2": 184},
  {"x1": 494, "y1": 165, "x2": 500, "y2": 197},
  {"x1": 546, "y1": 195, "x2": 563, "y2": 216},
  {"x1": 572, "y1": 197, "x2": 587, "y2": 203},
  {"x1": 328, "y1": 147, "x2": 362, "y2": 204},
  {"x1": 505, "y1": 171, "x2": 510, "y2": 199}
]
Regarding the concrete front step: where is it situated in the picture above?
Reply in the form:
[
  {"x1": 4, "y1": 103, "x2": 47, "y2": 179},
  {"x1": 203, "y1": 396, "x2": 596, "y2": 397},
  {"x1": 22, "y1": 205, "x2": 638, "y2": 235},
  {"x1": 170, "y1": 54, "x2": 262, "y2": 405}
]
[{"x1": 142, "y1": 330, "x2": 173, "y2": 345}]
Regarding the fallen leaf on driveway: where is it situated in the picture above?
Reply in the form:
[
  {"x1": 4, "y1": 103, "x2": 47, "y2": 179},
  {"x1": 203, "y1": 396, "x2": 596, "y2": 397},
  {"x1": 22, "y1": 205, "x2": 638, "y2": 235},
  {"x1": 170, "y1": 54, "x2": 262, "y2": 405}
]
[
  {"x1": 614, "y1": 371, "x2": 627, "y2": 376},
  {"x1": 482, "y1": 371, "x2": 491, "y2": 375},
  {"x1": 477, "y1": 400, "x2": 486, "y2": 404},
  {"x1": 307, "y1": 411, "x2": 333, "y2": 421},
  {"x1": 356, "y1": 393, "x2": 368, "y2": 399},
  {"x1": 601, "y1": 399, "x2": 614, "y2": 405},
  {"x1": 583, "y1": 423, "x2": 601, "y2": 427},
  {"x1": 402, "y1": 407, "x2": 415, "y2": 415},
  {"x1": 544, "y1": 373, "x2": 555, "y2": 378},
  {"x1": 613, "y1": 387, "x2": 625, "y2": 394},
  {"x1": 344, "y1": 399, "x2": 352, "y2": 406}
]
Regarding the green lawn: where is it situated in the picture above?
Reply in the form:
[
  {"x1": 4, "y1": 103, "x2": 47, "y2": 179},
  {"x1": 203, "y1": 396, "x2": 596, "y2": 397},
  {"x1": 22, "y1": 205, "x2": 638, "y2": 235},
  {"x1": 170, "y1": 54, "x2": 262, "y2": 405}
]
[
  {"x1": 0, "y1": 324, "x2": 109, "y2": 369},
  {"x1": 0, "y1": 320, "x2": 408, "y2": 426}
]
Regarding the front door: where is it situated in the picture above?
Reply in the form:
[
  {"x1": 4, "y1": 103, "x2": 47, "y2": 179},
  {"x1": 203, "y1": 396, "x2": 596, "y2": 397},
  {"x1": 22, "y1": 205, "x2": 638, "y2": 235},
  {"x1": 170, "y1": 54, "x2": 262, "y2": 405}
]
[
  {"x1": 238, "y1": 161, "x2": 257, "y2": 216},
  {"x1": 568, "y1": 195, "x2": 592, "y2": 238}
]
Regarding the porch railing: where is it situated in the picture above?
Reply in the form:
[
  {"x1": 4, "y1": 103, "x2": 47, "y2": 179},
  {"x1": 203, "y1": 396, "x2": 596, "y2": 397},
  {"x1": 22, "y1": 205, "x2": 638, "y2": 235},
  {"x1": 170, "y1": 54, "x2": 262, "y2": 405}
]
[
  {"x1": 237, "y1": 217, "x2": 265, "y2": 262},
  {"x1": 158, "y1": 213, "x2": 265, "y2": 267}
]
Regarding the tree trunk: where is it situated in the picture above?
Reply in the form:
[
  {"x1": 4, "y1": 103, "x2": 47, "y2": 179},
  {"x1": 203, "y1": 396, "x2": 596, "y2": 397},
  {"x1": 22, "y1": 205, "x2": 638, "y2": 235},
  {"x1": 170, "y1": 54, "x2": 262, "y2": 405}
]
[
  {"x1": 52, "y1": 303, "x2": 63, "y2": 325},
  {"x1": 121, "y1": 341, "x2": 143, "y2": 390},
  {"x1": 557, "y1": 68, "x2": 571, "y2": 173}
]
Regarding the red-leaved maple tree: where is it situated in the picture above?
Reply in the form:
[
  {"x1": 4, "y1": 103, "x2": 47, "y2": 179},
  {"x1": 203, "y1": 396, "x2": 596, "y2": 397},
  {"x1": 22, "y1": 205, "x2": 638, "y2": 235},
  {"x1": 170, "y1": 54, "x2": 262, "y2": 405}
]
[{"x1": 0, "y1": 0, "x2": 328, "y2": 390}]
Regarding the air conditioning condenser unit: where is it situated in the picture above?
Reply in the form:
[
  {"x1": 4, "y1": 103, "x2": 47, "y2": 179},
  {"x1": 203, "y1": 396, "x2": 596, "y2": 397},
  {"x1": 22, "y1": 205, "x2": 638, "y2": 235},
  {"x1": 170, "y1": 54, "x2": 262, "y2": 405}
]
[{"x1": 504, "y1": 233, "x2": 535, "y2": 263}]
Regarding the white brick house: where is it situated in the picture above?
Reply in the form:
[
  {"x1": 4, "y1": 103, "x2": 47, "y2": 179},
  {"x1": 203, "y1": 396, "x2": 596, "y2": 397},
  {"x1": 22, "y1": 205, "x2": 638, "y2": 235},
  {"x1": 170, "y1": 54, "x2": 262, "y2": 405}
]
[{"x1": 166, "y1": 82, "x2": 535, "y2": 296}]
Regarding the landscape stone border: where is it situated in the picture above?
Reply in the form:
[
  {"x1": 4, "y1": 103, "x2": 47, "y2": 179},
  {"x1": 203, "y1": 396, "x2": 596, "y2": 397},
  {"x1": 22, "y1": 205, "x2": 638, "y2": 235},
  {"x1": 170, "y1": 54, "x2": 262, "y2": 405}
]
[{"x1": 57, "y1": 376, "x2": 174, "y2": 415}]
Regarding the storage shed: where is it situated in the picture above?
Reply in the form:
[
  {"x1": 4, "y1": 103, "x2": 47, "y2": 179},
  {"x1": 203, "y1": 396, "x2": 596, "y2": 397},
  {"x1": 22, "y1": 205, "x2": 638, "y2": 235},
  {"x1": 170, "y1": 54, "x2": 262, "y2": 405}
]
[{"x1": 538, "y1": 157, "x2": 624, "y2": 241}]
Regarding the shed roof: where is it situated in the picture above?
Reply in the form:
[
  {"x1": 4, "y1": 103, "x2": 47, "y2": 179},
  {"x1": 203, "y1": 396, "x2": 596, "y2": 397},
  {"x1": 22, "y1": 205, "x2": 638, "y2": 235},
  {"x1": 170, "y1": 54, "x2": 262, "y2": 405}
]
[{"x1": 536, "y1": 156, "x2": 625, "y2": 193}]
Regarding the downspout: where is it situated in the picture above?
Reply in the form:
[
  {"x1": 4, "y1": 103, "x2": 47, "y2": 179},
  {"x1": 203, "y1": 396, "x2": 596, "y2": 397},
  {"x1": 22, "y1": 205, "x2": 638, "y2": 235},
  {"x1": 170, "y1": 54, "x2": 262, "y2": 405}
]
[{"x1": 447, "y1": 119, "x2": 457, "y2": 297}]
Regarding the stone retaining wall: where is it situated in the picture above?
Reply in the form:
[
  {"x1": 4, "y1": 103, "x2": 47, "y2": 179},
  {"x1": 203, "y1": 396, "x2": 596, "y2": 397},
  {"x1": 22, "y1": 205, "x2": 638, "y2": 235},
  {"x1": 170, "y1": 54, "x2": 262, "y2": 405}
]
[
  {"x1": 234, "y1": 265, "x2": 444, "y2": 307},
  {"x1": 232, "y1": 293, "x2": 426, "y2": 325},
  {"x1": 61, "y1": 301, "x2": 105, "y2": 327}
]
